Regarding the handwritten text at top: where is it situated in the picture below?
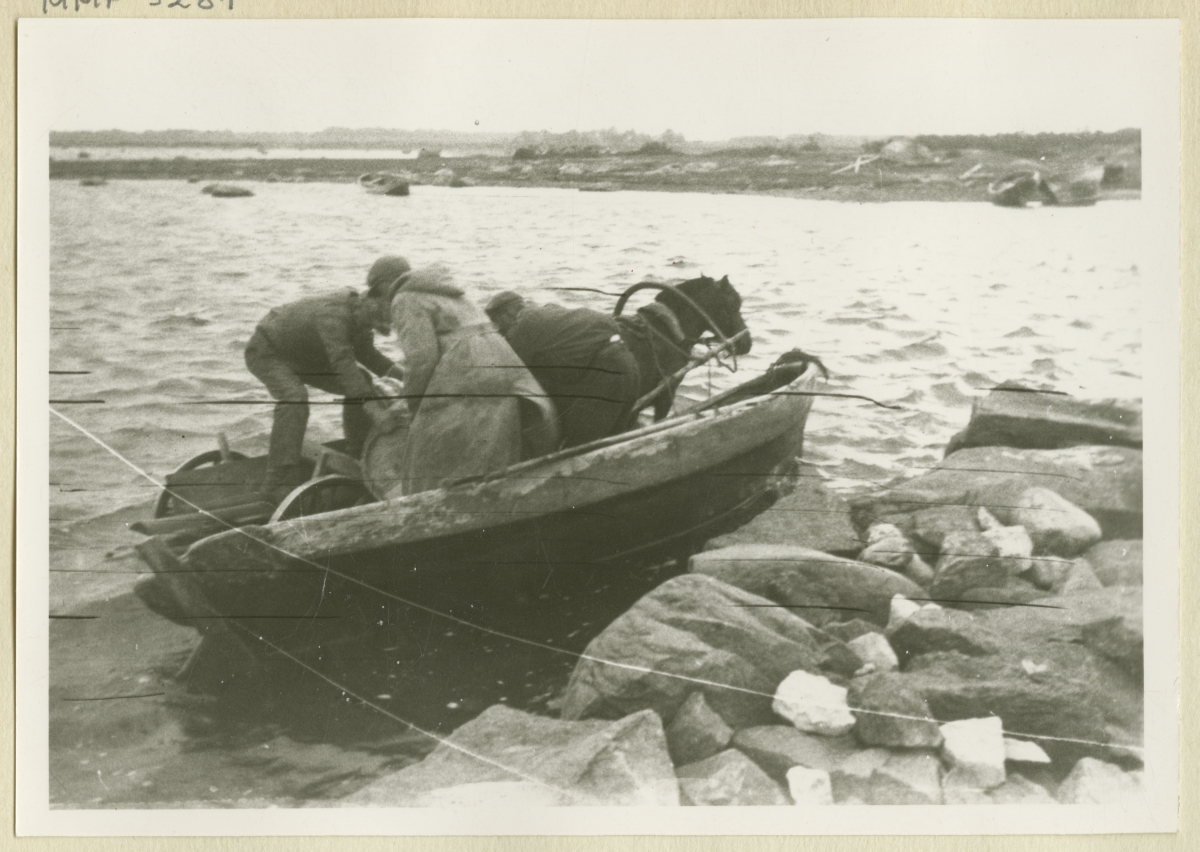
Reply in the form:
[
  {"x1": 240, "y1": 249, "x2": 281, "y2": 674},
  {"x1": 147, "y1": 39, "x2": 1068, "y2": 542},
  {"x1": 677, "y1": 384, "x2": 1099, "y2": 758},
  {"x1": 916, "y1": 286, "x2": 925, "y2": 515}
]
[{"x1": 44, "y1": 0, "x2": 235, "y2": 12}]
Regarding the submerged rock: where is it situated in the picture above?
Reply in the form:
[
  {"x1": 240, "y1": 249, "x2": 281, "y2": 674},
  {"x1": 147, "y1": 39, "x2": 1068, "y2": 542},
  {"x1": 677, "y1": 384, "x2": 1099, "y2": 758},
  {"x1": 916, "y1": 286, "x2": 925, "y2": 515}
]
[
  {"x1": 344, "y1": 706, "x2": 678, "y2": 806},
  {"x1": 944, "y1": 388, "x2": 1141, "y2": 455},
  {"x1": 675, "y1": 749, "x2": 791, "y2": 806},
  {"x1": 689, "y1": 544, "x2": 923, "y2": 627},
  {"x1": 665, "y1": 691, "x2": 734, "y2": 766},
  {"x1": 772, "y1": 671, "x2": 856, "y2": 736},
  {"x1": 561, "y1": 574, "x2": 855, "y2": 728}
]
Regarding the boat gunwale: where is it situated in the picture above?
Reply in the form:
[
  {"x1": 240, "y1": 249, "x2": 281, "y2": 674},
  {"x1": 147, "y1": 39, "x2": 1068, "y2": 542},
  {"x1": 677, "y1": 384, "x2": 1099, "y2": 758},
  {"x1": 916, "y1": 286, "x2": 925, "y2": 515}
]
[{"x1": 181, "y1": 365, "x2": 820, "y2": 564}]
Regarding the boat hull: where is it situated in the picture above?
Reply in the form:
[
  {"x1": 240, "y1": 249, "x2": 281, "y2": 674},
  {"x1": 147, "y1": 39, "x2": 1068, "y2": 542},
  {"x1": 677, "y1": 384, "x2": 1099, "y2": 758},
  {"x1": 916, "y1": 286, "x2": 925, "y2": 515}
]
[{"x1": 135, "y1": 368, "x2": 818, "y2": 658}]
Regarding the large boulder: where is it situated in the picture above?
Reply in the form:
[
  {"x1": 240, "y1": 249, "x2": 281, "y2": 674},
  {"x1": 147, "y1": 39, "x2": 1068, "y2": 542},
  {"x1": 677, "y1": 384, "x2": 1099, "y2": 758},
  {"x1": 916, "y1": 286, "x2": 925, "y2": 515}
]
[
  {"x1": 344, "y1": 706, "x2": 678, "y2": 806},
  {"x1": 560, "y1": 574, "x2": 858, "y2": 728},
  {"x1": 945, "y1": 389, "x2": 1142, "y2": 455},
  {"x1": 689, "y1": 545, "x2": 924, "y2": 627},
  {"x1": 850, "y1": 445, "x2": 1142, "y2": 540},
  {"x1": 886, "y1": 605, "x2": 1002, "y2": 664},
  {"x1": 899, "y1": 644, "x2": 1142, "y2": 764},
  {"x1": 704, "y1": 464, "x2": 863, "y2": 556},
  {"x1": 675, "y1": 749, "x2": 791, "y2": 806},
  {"x1": 930, "y1": 530, "x2": 1009, "y2": 598},
  {"x1": 1056, "y1": 757, "x2": 1143, "y2": 804}
]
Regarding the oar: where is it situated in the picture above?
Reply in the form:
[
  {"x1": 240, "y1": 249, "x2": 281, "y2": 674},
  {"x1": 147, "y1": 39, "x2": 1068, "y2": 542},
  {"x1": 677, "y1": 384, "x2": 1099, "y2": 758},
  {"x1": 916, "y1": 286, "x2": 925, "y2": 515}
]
[{"x1": 631, "y1": 329, "x2": 751, "y2": 417}]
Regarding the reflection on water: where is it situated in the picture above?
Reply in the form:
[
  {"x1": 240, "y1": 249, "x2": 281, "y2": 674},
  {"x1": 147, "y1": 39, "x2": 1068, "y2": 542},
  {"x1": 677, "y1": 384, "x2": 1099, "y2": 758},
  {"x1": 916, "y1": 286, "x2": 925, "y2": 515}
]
[{"x1": 47, "y1": 180, "x2": 1143, "y2": 805}]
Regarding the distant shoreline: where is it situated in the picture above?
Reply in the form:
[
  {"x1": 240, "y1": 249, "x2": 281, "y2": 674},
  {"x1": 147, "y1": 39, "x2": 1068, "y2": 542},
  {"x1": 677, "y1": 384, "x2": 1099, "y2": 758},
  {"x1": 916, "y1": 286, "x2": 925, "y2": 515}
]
[{"x1": 49, "y1": 146, "x2": 1141, "y2": 205}]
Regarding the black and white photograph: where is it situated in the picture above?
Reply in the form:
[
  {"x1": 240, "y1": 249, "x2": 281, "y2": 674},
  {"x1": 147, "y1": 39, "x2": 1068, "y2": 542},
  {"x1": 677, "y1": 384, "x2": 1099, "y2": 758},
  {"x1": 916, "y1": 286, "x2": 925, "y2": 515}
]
[{"x1": 16, "y1": 15, "x2": 1179, "y2": 835}]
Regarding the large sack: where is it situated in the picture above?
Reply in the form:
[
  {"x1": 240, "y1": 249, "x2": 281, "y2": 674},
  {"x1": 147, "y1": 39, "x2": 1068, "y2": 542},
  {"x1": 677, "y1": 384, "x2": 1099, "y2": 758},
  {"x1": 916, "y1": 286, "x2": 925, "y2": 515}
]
[
  {"x1": 690, "y1": 545, "x2": 924, "y2": 627},
  {"x1": 945, "y1": 388, "x2": 1141, "y2": 455},
  {"x1": 561, "y1": 574, "x2": 859, "y2": 728},
  {"x1": 850, "y1": 446, "x2": 1142, "y2": 540},
  {"x1": 344, "y1": 705, "x2": 678, "y2": 806}
]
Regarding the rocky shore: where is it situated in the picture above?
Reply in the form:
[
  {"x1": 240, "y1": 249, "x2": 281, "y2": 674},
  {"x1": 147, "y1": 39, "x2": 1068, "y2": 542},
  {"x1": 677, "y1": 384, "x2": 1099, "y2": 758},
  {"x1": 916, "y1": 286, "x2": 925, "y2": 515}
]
[
  {"x1": 49, "y1": 141, "x2": 1141, "y2": 205},
  {"x1": 341, "y1": 386, "x2": 1144, "y2": 807}
]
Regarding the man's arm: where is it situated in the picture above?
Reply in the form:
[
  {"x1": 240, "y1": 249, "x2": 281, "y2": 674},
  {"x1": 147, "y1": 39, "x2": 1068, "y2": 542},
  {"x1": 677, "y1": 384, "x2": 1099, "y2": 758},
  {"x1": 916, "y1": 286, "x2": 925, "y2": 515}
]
[{"x1": 315, "y1": 307, "x2": 376, "y2": 400}]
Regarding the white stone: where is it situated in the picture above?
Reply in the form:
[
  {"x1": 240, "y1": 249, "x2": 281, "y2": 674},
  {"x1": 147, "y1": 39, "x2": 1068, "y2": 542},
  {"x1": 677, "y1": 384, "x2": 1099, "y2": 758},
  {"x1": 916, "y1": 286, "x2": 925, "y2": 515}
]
[
  {"x1": 786, "y1": 766, "x2": 834, "y2": 805},
  {"x1": 1003, "y1": 737, "x2": 1052, "y2": 764},
  {"x1": 982, "y1": 525, "x2": 1034, "y2": 576},
  {"x1": 939, "y1": 717, "x2": 1007, "y2": 792},
  {"x1": 977, "y1": 507, "x2": 1003, "y2": 531},
  {"x1": 887, "y1": 595, "x2": 921, "y2": 630},
  {"x1": 846, "y1": 632, "x2": 899, "y2": 672},
  {"x1": 772, "y1": 671, "x2": 856, "y2": 736},
  {"x1": 867, "y1": 523, "x2": 905, "y2": 546}
]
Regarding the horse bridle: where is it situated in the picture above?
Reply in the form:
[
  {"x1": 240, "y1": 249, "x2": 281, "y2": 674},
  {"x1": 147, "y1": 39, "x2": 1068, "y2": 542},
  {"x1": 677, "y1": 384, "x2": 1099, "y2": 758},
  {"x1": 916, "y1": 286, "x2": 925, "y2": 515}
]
[{"x1": 612, "y1": 281, "x2": 739, "y2": 356}]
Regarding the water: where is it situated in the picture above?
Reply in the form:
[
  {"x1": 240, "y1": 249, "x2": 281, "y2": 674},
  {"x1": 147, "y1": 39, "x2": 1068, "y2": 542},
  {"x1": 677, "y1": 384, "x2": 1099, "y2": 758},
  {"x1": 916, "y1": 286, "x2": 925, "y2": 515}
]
[{"x1": 47, "y1": 180, "x2": 1143, "y2": 805}]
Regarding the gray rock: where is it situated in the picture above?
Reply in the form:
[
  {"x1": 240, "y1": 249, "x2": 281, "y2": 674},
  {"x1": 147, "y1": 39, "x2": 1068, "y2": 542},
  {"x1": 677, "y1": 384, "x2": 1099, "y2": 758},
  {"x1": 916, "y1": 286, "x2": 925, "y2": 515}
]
[
  {"x1": 704, "y1": 464, "x2": 862, "y2": 556},
  {"x1": 988, "y1": 773, "x2": 1057, "y2": 803},
  {"x1": 822, "y1": 618, "x2": 880, "y2": 643},
  {"x1": 859, "y1": 523, "x2": 918, "y2": 571},
  {"x1": 1084, "y1": 540, "x2": 1143, "y2": 587},
  {"x1": 846, "y1": 632, "x2": 899, "y2": 672},
  {"x1": 1003, "y1": 737, "x2": 1052, "y2": 765},
  {"x1": 900, "y1": 644, "x2": 1142, "y2": 765},
  {"x1": 886, "y1": 605, "x2": 1002, "y2": 663},
  {"x1": 561, "y1": 574, "x2": 853, "y2": 728},
  {"x1": 345, "y1": 706, "x2": 679, "y2": 806},
  {"x1": 931, "y1": 530, "x2": 1007, "y2": 599},
  {"x1": 732, "y1": 725, "x2": 861, "y2": 782},
  {"x1": 991, "y1": 487, "x2": 1101, "y2": 557},
  {"x1": 908, "y1": 504, "x2": 982, "y2": 550},
  {"x1": 1059, "y1": 559, "x2": 1104, "y2": 594},
  {"x1": 1030, "y1": 556, "x2": 1074, "y2": 590},
  {"x1": 868, "y1": 751, "x2": 943, "y2": 805},
  {"x1": 905, "y1": 554, "x2": 936, "y2": 585},
  {"x1": 848, "y1": 673, "x2": 943, "y2": 748},
  {"x1": 951, "y1": 579, "x2": 1047, "y2": 611},
  {"x1": 944, "y1": 388, "x2": 1141, "y2": 455},
  {"x1": 1056, "y1": 757, "x2": 1143, "y2": 804},
  {"x1": 676, "y1": 749, "x2": 791, "y2": 806},
  {"x1": 665, "y1": 691, "x2": 733, "y2": 766},
  {"x1": 850, "y1": 445, "x2": 1143, "y2": 541},
  {"x1": 829, "y1": 748, "x2": 890, "y2": 803},
  {"x1": 981, "y1": 524, "x2": 1034, "y2": 575},
  {"x1": 689, "y1": 544, "x2": 924, "y2": 627}
]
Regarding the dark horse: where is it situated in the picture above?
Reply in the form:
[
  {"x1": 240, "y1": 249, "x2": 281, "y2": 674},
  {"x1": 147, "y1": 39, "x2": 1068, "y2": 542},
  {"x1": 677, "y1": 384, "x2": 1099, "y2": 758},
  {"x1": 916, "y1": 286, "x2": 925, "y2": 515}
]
[{"x1": 614, "y1": 274, "x2": 752, "y2": 423}]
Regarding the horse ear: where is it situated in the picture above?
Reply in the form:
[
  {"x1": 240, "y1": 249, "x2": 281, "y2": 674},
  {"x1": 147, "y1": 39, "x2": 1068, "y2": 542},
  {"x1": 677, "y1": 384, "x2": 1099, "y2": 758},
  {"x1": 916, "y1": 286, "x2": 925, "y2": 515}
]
[{"x1": 720, "y1": 275, "x2": 730, "y2": 285}]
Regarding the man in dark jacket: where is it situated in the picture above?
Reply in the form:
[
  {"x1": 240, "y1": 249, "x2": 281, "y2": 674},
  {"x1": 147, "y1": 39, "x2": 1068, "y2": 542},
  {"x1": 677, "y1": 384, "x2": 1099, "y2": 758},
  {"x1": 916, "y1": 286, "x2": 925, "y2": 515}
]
[
  {"x1": 245, "y1": 255, "x2": 409, "y2": 498},
  {"x1": 486, "y1": 292, "x2": 640, "y2": 449}
]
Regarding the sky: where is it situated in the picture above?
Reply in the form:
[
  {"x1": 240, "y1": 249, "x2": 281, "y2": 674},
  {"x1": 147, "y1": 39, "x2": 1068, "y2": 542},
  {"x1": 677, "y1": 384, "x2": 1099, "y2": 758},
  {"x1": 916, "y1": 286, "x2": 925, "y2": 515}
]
[{"x1": 23, "y1": 17, "x2": 1175, "y2": 139}]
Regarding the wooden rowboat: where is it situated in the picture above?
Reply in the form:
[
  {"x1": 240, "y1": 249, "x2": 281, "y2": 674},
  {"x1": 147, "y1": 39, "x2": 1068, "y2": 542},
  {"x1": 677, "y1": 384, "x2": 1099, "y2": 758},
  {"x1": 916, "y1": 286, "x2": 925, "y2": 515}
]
[{"x1": 133, "y1": 358, "x2": 822, "y2": 676}]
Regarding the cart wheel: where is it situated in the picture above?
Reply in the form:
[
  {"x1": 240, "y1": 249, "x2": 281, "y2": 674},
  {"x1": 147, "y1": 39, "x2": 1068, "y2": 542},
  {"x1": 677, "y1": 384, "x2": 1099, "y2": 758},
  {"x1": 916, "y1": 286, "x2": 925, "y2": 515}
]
[
  {"x1": 153, "y1": 449, "x2": 248, "y2": 519},
  {"x1": 269, "y1": 475, "x2": 374, "y2": 523}
]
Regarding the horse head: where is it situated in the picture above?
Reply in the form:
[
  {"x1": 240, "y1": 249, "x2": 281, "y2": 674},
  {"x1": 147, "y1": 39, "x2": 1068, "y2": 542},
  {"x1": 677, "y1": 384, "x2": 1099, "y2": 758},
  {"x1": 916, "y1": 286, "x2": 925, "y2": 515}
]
[{"x1": 657, "y1": 274, "x2": 752, "y2": 356}]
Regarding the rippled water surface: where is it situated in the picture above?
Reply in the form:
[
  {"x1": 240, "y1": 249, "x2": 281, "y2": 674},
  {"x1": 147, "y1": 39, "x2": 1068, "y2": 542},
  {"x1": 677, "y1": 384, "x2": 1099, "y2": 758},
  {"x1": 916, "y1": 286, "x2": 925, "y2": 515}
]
[
  {"x1": 51, "y1": 181, "x2": 1142, "y2": 527},
  {"x1": 47, "y1": 181, "x2": 1143, "y2": 806}
]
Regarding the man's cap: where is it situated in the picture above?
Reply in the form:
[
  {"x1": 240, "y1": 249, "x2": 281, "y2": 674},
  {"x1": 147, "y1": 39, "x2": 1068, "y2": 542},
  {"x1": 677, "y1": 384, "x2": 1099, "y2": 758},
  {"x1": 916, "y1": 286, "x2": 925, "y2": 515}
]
[
  {"x1": 366, "y1": 255, "x2": 412, "y2": 300},
  {"x1": 485, "y1": 290, "x2": 526, "y2": 317}
]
